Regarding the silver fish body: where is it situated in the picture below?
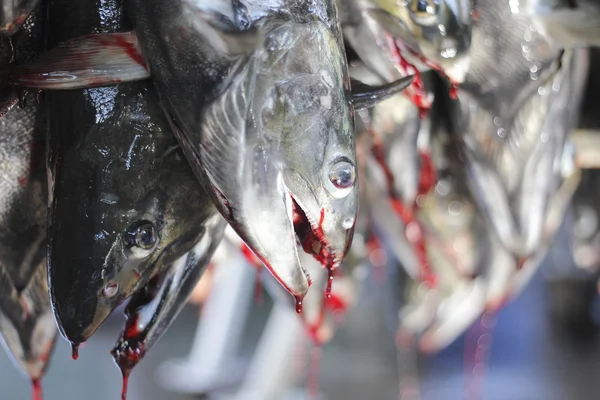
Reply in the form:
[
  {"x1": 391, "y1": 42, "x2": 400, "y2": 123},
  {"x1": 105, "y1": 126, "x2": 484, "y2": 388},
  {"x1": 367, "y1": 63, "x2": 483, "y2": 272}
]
[
  {"x1": 453, "y1": 0, "x2": 588, "y2": 262},
  {"x1": 132, "y1": 0, "x2": 359, "y2": 299}
]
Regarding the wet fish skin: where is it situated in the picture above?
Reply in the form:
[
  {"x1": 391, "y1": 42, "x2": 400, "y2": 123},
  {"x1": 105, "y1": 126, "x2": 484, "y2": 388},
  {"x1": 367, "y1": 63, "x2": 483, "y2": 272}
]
[
  {"x1": 366, "y1": 0, "x2": 473, "y2": 82},
  {"x1": 130, "y1": 0, "x2": 358, "y2": 298},
  {"x1": 111, "y1": 214, "x2": 225, "y2": 375},
  {"x1": 453, "y1": 0, "x2": 588, "y2": 260},
  {"x1": 529, "y1": 0, "x2": 600, "y2": 48},
  {"x1": 0, "y1": 0, "x2": 39, "y2": 36},
  {"x1": 0, "y1": 5, "x2": 45, "y2": 292},
  {"x1": 46, "y1": 0, "x2": 220, "y2": 346},
  {"x1": 0, "y1": 261, "x2": 57, "y2": 381}
]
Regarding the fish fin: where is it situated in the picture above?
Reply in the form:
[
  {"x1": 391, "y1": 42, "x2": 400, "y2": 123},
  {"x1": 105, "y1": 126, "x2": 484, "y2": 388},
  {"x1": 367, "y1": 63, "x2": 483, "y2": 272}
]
[
  {"x1": 182, "y1": 5, "x2": 261, "y2": 57},
  {"x1": 351, "y1": 75, "x2": 414, "y2": 109},
  {"x1": 365, "y1": 8, "x2": 420, "y2": 51},
  {"x1": 11, "y1": 32, "x2": 150, "y2": 90},
  {"x1": 536, "y1": 10, "x2": 600, "y2": 48}
]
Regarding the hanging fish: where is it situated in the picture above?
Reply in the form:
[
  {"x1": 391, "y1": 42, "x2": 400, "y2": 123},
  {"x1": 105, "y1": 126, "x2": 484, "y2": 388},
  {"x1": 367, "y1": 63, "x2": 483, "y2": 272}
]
[
  {"x1": 45, "y1": 0, "x2": 221, "y2": 349},
  {"x1": 362, "y1": 0, "x2": 473, "y2": 85},
  {"x1": 111, "y1": 215, "x2": 225, "y2": 398},
  {"x1": 124, "y1": 0, "x2": 411, "y2": 303},
  {"x1": 0, "y1": 6, "x2": 56, "y2": 397},
  {"x1": 447, "y1": 0, "x2": 588, "y2": 265}
]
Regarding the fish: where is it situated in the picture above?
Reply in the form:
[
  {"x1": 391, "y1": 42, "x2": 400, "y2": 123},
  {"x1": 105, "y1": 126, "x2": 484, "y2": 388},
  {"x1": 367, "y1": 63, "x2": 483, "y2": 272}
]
[
  {"x1": 449, "y1": 0, "x2": 589, "y2": 264},
  {"x1": 0, "y1": 0, "x2": 39, "y2": 36},
  {"x1": 0, "y1": 262, "x2": 56, "y2": 397},
  {"x1": 129, "y1": 0, "x2": 412, "y2": 302},
  {"x1": 364, "y1": 0, "x2": 473, "y2": 84},
  {"x1": 528, "y1": 0, "x2": 600, "y2": 48},
  {"x1": 45, "y1": 0, "x2": 220, "y2": 347},
  {"x1": 0, "y1": 6, "x2": 56, "y2": 394},
  {"x1": 111, "y1": 214, "x2": 225, "y2": 396}
]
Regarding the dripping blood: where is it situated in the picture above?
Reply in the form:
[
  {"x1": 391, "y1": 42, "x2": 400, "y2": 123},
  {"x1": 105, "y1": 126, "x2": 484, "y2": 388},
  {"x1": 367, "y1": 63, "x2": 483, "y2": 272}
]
[
  {"x1": 71, "y1": 343, "x2": 79, "y2": 360},
  {"x1": 31, "y1": 378, "x2": 42, "y2": 400}
]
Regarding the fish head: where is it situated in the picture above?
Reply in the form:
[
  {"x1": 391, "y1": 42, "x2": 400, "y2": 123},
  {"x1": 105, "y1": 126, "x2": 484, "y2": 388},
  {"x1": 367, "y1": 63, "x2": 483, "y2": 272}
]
[
  {"x1": 0, "y1": 0, "x2": 38, "y2": 35},
  {"x1": 368, "y1": 0, "x2": 472, "y2": 81},
  {"x1": 48, "y1": 84, "x2": 215, "y2": 345},
  {"x1": 239, "y1": 20, "x2": 358, "y2": 295}
]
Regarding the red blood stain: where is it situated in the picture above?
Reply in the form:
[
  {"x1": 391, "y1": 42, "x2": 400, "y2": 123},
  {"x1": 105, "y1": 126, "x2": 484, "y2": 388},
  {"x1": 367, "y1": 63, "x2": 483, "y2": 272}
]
[
  {"x1": 91, "y1": 33, "x2": 147, "y2": 70},
  {"x1": 294, "y1": 295, "x2": 304, "y2": 314},
  {"x1": 121, "y1": 373, "x2": 129, "y2": 400},
  {"x1": 417, "y1": 151, "x2": 437, "y2": 200},
  {"x1": 71, "y1": 343, "x2": 79, "y2": 360},
  {"x1": 31, "y1": 377, "x2": 42, "y2": 400},
  {"x1": 370, "y1": 130, "x2": 437, "y2": 287},
  {"x1": 240, "y1": 243, "x2": 264, "y2": 304},
  {"x1": 386, "y1": 35, "x2": 430, "y2": 118},
  {"x1": 400, "y1": 41, "x2": 461, "y2": 100},
  {"x1": 291, "y1": 200, "x2": 337, "y2": 297}
]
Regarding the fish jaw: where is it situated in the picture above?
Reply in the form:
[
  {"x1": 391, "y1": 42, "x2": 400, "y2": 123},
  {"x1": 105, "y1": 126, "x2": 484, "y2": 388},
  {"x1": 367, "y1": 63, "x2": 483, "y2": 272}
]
[{"x1": 283, "y1": 169, "x2": 358, "y2": 270}]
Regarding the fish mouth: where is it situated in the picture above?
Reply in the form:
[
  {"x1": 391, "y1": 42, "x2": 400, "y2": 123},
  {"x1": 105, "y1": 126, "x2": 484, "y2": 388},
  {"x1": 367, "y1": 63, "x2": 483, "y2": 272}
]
[{"x1": 288, "y1": 194, "x2": 339, "y2": 271}]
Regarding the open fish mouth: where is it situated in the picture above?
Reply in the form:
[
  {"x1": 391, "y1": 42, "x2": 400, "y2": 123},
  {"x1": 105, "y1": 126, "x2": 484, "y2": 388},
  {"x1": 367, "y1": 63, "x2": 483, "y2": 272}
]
[{"x1": 289, "y1": 195, "x2": 339, "y2": 271}]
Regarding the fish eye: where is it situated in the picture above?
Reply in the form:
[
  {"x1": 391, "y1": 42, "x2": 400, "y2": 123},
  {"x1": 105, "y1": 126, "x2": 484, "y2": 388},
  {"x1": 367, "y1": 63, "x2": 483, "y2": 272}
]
[
  {"x1": 123, "y1": 220, "x2": 158, "y2": 250},
  {"x1": 325, "y1": 158, "x2": 356, "y2": 199},
  {"x1": 409, "y1": 0, "x2": 439, "y2": 25},
  {"x1": 102, "y1": 282, "x2": 119, "y2": 298}
]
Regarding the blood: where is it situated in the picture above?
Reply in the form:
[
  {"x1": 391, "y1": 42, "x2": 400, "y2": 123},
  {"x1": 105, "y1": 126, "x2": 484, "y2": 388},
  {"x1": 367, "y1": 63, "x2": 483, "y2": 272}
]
[
  {"x1": 386, "y1": 35, "x2": 430, "y2": 118},
  {"x1": 370, "y1": 130, "x2": 437, "y2": 287},
  {"x1": 417, "y1": 151, "x2": 437, "y2": 200},
  {"x1": 71, "y1": 343, "x2": 79, "y2": 360},
  {"x1": 31, "y1": 378, "x2": 42, "y2": 400},
  {"x1": 324, "y1": 266, "x2": 334, "y2": 299},
  {"x1": 123, "y1": 315, "x2": 140, "y2": 340},
  {"x1": 92, "y1": 33, "x2": 148, "y2": 70},
  {"x1": 291, "y1": 199, "x2": 337, "y2": 296},
  {"x1": 294, "y1": 294, "x2": 304, "y2": 314},
  {"x1": 121, "y1": 373, "x2": 129, "y2": 400},
  {"x1": 240, "y1": 244, "x2": 263, "y2": 304}
]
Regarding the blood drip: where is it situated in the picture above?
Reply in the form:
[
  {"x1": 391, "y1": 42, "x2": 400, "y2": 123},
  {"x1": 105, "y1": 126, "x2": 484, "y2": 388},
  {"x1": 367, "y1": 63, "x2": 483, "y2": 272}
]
[
  {"x1": 291, "y1": 199, "x2": 336, "y2": 297},
  {"x1": 121, "y1": 372, "x2": 130, "y2": 400},
  {"x1": 370, "y1": 131, "x2": 437, "y2": 287},
  {"x1": 294, "y1": 294, "x2": 304, "y2": 314},
  {"x1": 324, "y1": 266, "x2": 334, "y2": 299},
  {"x1": 71, "y1": 343, "x2": 79, "y2": 360},
  {"x1": 31, "y1": 378, "x2": 42, "y2": 400},
  {"x1": 240, "y1": 244, "x2": 263, "y2": 304}
]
